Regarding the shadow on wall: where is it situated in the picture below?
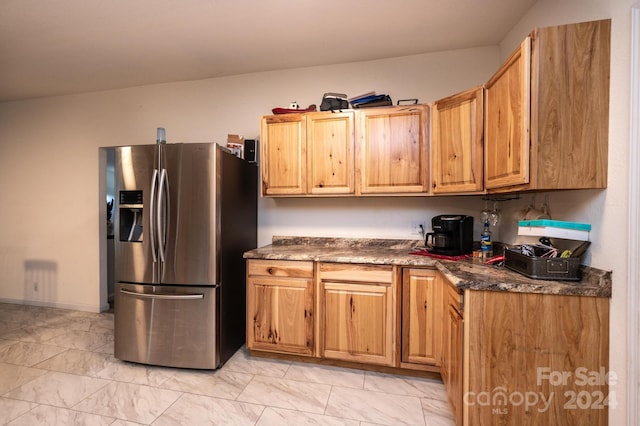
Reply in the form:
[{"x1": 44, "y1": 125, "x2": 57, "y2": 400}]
[{"x1": 24, "y1": 260, "x2": 58, "y2": 303}]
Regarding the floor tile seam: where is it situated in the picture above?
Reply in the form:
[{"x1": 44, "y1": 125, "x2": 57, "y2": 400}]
[
  {"x1": 251, "y1": 372, "x2": 335, "y2": 393},
  {"x1": 0, "y1": 338, "x2": 72, "y2": 354},
  {"x1": 146, "y1": 390, "x2": 187, "y2": 425},
  {"x1": 224, "y1": 371, "x2": 258, "y2": 402},
  {"x1": 224, "y1": 363, "x2": 292, "y2": 380},
  {"x1": 39, "y1": 371, "x2": 113, "y2": 409},
  {"x1": 261, "y1": 405, "x2": 360, "y2": 425},
  {"x1": 332, "y1": 384, "x2": 429, "y2": 424},
  {"x1": 360, "y1": 378, "x2": 449, "y2": 400},
  {"x1": 354, "y1": 382, "x2": 431, "y2": 399},
  {"x1": 420, "y1": 398, "x2": 455, "y2": 419},
  {"x1": 70, "y1": 379, "x2": 180, "y2": 423},
  {"x1": 7, "y1": 401, "x2": 117, "y2": 425},
  {"x1": 35, "y1": 365, "x2": 121, "y2": 384},
  {"x1": 0, "y1": 368, "x2": 49, "y2": 396},
  {"x1": 0, "y1": 400, "x2": 36, "y2": 426},
  {"x1": 234, "y1": 376, "x2": 332, "y2": 417},
  {"x1": 282, "y1": 365, "x2": 367, "y2": 389},
  {"x1": 180, "y1": 391, "x2": 269, "y2": 412},
  {"x1": 249, "y1": 403, "x2": 269, "y2": 426},
  {"x1": 417, "y1": 393, "x2": 451, "y2": 403},
  {"x1": 90, "y1": 373, "x2": 170, "y2": 388},
  {"x1": 322, "y1": 385, "x2": 375, "y2": 424},
  {"x1": 156, "y1": 387, "x2": 242, "y2": 402}
]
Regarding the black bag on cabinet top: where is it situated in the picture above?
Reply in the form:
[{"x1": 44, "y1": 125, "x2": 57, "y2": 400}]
[{"x1": 320, "y1": 92, "x2": 349, "y2": 111}]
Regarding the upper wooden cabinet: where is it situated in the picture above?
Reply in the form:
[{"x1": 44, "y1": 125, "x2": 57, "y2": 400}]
[
  {"x1": 356, "y1": 105, "x2": 430, "y2": 194},
  {"x1": 484, "y1": 37, "x2": 531, "y2": 190},
  {"x1": 260, "y1": 114, "x2": 307, "y2": 196},
  {"x1": 484, "y1": 19, "x2": 610, "y2": 192},
  {"x1": 261, "y1": 106, "x2": 429, "y2": 197},
  {"x1": 431, "y1": 87, "x2": 484, "y2": 194},
  {"x1": 307, "y1": 112, "x2": 355, "y2": 195},
  {"x1": 260, "y1": 111, "x2": 355, "y2": 196}
]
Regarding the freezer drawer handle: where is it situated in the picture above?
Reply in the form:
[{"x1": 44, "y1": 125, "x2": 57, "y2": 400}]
[{"x1": 119, "y1": 289, "x2": 204, "y2": 300}]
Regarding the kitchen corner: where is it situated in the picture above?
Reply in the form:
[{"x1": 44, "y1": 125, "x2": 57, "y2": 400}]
[{"x1": 244, "y1": 235, "x2": 612, "y2": 425}]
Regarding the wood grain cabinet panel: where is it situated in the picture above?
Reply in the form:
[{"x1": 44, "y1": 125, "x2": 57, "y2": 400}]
[
  {"x1": 356, "y1": 105, "x2": 430, "y2": 194},
  {"x1": 306, "y1": 112, "x2": 355, "y2": 195},
  {"x1": 463, "y1": 290, "x2": 610, "y2": 426},
  {"x1": 441, "y1": 279, "x2": 463, "y2": 426},
  {"x1": 318, "y1": 263, "x2": 396, "y2": 366},
  {"x1": 260, "y1": 114, "x2": 307, "y2": 195},
  {"x1": 431, "y1": 87, "x2": 484, "y2": 194},
  {"x1": 484, "y1": 19, "x2": 610, "y2": 192},
  {"x1": 484, "y1": 37, "x2": 531, "y2": 190},
  {"x1": 260, "y1": 111, "x2": 355, "y2": 196},
  {"x1": 401, "y1": 268, "x2": 443, "y2": 368},
  {"x1": 246, "y1": 259, "x2": 314, "y2": 355}
]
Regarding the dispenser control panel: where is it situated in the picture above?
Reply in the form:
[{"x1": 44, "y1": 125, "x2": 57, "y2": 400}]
[
  {"x1": 120, "y1": 190, "x2": 143, "y2": 205},
  {"x1": 119, "y1": 190, "x2": 143, "y2": 242}
]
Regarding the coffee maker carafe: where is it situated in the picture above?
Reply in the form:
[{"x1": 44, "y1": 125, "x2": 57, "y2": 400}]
[{"x1": 426, "y1": 215, "x2": 474, "y2": 256}]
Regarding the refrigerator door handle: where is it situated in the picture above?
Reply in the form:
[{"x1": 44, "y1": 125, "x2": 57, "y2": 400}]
[
  {"x1": 149, "y1": 168, "x2": 159, "y2": 263},
  {"x1": 157, "y1": 168, "x2": 168, "y2": 263},
  {"x1": 119, "y1": 289, "x2": 207, "y2": 300}
]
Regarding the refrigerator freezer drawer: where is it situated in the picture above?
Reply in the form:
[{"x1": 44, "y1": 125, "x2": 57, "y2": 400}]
[{"x1": 114, "y1": 283, "x2": 219, "y2": 369}]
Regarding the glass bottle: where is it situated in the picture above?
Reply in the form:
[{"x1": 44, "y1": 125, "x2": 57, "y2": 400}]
[{"x1": 480, "y1": 220, "x2": 493, "y2": 257}]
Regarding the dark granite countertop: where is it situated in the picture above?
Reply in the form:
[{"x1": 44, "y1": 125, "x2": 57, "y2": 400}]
[{"x1": 244, "y1": 236, "x2": 612, "y2": 298}]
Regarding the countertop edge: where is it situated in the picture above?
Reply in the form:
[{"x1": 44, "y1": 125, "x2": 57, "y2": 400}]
[{"x1": 244, "y1": 238, "x2": 612, "y2": 298}]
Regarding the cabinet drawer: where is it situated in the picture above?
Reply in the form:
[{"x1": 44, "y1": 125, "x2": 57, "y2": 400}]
[
  {"x1": 247, "y1": 259, "x2": 313, "y2": 278},
  {"x1": 318, "y1": 262, "x2": 393, "y2": 283}
]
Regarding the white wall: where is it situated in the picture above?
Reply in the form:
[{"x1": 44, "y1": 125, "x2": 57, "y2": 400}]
[{"x1": 0, "y1": 46, "x2": 500, "y2": 313}]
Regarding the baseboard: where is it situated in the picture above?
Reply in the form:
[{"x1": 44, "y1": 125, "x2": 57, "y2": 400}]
[{"x1": 0, "y1": 297, "x2": 104, "y2": 313}]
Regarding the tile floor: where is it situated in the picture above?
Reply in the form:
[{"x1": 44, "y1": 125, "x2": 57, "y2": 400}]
[{"x1": 0, "y1": 303, "x2": 454, "y2": 425}]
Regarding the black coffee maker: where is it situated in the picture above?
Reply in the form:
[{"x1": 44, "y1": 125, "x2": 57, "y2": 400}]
[{"x1": 426, "y1": 215, "x2": 474, "y2": 256}]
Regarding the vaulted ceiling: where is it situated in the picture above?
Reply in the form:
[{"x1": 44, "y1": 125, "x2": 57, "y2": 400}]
[{"x1": 0, "y1": 0, "x2": 536, "y2": 102}]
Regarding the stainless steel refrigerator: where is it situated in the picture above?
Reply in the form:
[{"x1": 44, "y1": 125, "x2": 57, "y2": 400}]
[{"x1": 113, "y1": 142, "x2": 257, "y2": 369}]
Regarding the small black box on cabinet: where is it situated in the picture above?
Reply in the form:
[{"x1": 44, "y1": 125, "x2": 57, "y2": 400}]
[{"x1": 244, "y1": 139, "x2": 258, "y2": 163}]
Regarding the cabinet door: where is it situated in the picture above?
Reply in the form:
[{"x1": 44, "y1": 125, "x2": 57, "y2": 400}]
[
  {"x1": 318, "y1": 263, "x2": 395, "y2": 366},
  {"x1": 320, "y1": 281, "x2": 394, "y2": 365},
  {"x1": 307, "y1": 111, "x2": 355, "y2": 195},
  {"x1": 442, "y1": 282, "x2": 463, "y2": 426},
  {"x1": 431, "y1": 87, "x2": 484, "y2": 194},
  {"x1": 531, "y1": 19, "x2": 610, "y2": 190},
  {"x1": 448, "y1": 303, "x2": 463, "y2": 426},
  {"x1": 484, "y1": 37, "x2": 531, "y2": 190},
  {"x1": 357, "y1": 106, "x2": 429, "y2": 194},
  {"x1": 401, "y1": 269, "x2": 442, "y2": 366},
  {"x1": 246, "y1": 260, "x2": 314, "y2": 355},
  {"x1": 260, "y1": 114, "x2": 306, "y2": 195}
]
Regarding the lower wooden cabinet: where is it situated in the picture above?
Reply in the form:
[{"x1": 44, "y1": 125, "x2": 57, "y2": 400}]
[
  {"x1": 401, "y1": 268, "x2": 443, "y2": 369},
  {"x1": 441, "y1": 280, "x2": 464, "y2": 426},
  {"x1": 318, "y1": 262, "x2": 396, "y2": 366},
  {"x1": 464, "y1": 290, "x2": 610, "y2": 426},
  {"x1": 246, "y1": 259, "x2": 611, "y2": 426},
  {"x1": 246, "y1": 259, "x2": 315, "y2": 355}
]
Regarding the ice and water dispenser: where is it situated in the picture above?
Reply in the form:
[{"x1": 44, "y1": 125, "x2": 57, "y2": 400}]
[{"x1": 119, "y1": 190, "x2": 143, "y2": 242}]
